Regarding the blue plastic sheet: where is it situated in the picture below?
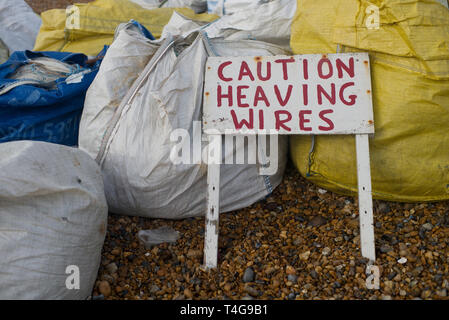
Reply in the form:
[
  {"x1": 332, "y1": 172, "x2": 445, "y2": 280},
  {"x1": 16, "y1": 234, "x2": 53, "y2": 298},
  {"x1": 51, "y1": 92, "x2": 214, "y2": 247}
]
[{"x1": 0, "y1": 48, "x2": 107, "y2": 146}]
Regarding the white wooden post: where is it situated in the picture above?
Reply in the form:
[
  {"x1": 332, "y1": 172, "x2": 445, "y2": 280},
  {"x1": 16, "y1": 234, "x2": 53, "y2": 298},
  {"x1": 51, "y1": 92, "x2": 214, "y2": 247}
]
[
  {"x1": 203, "y1": 134, "x2": 222, "y2": 269},
  {"x1": 355, "y1": 134, "x2": 376, "y2": 262}
]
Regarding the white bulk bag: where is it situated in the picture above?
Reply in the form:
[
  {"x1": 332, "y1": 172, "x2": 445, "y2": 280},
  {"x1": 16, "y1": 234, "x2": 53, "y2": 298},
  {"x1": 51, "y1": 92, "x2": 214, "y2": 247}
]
[
  {"x1": 156, "y1": 2, "x2": 296, "y2": 51},
  {"x1": 0, "y1": 0, "x2": 42, "y2": 53},
  {"x1": 155, "y1": 1, "x2": 296, "y2": 50},
  {"x1": 80, "y1": 32, "x2": 288, "y2": 219},
  {"x1": 0, "y1": 141, "x2": 108, "y2": 300},
  {"x1": 203, "y1": 0, "x2": 296, "y2": 50},
  {"x1": 159, "y1": 12, "x2": 211, "y2": 40},
  {"x1": 79, "y1": 22, "x2": 160, "y2": 160}
]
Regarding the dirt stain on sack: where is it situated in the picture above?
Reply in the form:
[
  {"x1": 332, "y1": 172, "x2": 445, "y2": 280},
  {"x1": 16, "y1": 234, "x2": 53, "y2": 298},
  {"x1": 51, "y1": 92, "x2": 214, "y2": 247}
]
[{"x1": 99, "y1": 223, "x2": 106, "y2": 235}]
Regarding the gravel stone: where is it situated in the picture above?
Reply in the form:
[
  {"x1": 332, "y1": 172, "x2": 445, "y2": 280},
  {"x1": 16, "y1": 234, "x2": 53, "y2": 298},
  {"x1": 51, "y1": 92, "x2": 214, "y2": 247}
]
[
  {"x1": 287, "y1": 274, "x2": 298, "y2": 283},
  {"x1": 105, "y1": 262, "x2": 118, "y2": 274},
  {"x1": 422, "y1": 223, "x2": 433, "y2": 231},
  {"x1": 98, "y1": 281, "x2": 111, "y2": 297},
  {"x1": 242, "y1": 267, "x2": 255, "y2": 283}
]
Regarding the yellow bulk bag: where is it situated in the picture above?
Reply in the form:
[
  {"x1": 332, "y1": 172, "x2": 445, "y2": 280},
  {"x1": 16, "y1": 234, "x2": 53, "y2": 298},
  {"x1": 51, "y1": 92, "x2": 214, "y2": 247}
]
[
  {"x1": 33, "y1": 0, "x2": 217, "y2": 56},
  {"x1": 290, "y1": 0, "x2": 449, "y2": 202}
]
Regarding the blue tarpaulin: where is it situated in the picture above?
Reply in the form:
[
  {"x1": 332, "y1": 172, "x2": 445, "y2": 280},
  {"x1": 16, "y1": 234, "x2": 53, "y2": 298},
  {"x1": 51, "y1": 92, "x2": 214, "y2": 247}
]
[{"x1": 0, "y1": 48, "x2": 107, "y2": 146}]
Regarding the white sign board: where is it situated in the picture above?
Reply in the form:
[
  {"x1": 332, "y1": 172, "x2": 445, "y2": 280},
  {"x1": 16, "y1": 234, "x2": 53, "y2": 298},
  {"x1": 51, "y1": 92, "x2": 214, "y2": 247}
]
[
  {"x1": 203, "y1": 53, "x2": 374, "y2": 135},
  {"x1": 202, "y1": 53, "x2": 376, "y2": 270}
]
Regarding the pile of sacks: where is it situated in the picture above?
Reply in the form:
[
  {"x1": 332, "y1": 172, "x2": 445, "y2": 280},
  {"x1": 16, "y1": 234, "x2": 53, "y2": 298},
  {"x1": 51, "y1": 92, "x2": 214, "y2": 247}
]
[
  {"x1": 0, "y1": 0, "x2": 296, "y2": 299},
  {"x1": 2, "y1": 0, "x2": 449, "y2": 300}
]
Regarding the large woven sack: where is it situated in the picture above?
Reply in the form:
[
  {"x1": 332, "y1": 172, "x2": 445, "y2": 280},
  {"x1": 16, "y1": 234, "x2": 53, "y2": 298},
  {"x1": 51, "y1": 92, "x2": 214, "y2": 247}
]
[
  {"x1": 0, "y1": 141, "x2": 108, "y2": 299},
  {"x1": 290, "y1": 0, "x2": 449, "y2": 202},
  {"x1": 203, "y1": 0, "x2": 296, "y2": 50},
  {"x1": 33, "y1": 0, "x2": 217, "y2": 56},
  {"x1": 80, "y1": 32, "x2": 288, "y2": 218},
  {"x1": 0, "y1": 0, "x2": 41, "y2": 53}
]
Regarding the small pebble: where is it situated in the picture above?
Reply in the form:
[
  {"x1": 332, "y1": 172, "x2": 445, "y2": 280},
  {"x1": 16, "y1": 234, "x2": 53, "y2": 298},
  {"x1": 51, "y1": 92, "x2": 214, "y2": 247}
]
[
  {"x1": 377, "y1": 202, "x2": 391, "y2": 214},
  {"x1": 150, "y1": 285, "x2": 160, "y2": 294},
  {"x1": 308, "y1": 216, "x2": 327, "y2": 227},
  {"x1": 322, "y1": 247, "x2": 331, "y2": 256},
  {"x1": 92, "y1": 294, "x2": 105, "y2": 301},
  {"x1": 436, "y1": 289, "x2": 447, "y2": 297},
  {"x1": 244, "y1": 285, "x2": 259, "y2": 297},
  {"x1": 421, "y1": 290, "x2": 432, "y2": 299},
  {"x1": 286, "y1": 265, "x2": 296, "y2": 275},
  {"x1": 397, "y1": 257, "x2": 407, "y2": 264},
  {"x1": 98, "y1": 281, "x2": 111, "y2": 297},
  {"x1": 422, "y1": 223, "x2": 433, "y2": 231},
  {"x1": 287, "y1": 274, "x2": 298, "y2": 283},
  {"x1": 105, "y1": 262, "x2": 118, "y2": 274},
  {"x1": 183, "y1": 288, "x2": 193, "y2": 299},
  {"x1": 299, "y1": 251, "x2": 311, "y2": 261},
  {"x1": 242, "y1": 267, "x2": 255, "y2": 283}
]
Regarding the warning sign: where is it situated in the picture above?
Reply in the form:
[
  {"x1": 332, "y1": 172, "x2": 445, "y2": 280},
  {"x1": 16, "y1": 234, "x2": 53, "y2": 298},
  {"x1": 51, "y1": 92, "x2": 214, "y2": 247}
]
[{"x1": 203, "y1": 53, "x2": 374, "y2": 135}]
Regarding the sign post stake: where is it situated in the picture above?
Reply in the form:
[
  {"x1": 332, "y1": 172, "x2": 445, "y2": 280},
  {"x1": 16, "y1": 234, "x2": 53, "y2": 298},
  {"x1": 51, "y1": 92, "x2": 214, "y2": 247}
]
[
  {"x1": 356, "y1": 134, "x2": 376, "y2": 262},
  {"x1": 203, "y1": 134, "x2": 222, "y2": 269}
]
